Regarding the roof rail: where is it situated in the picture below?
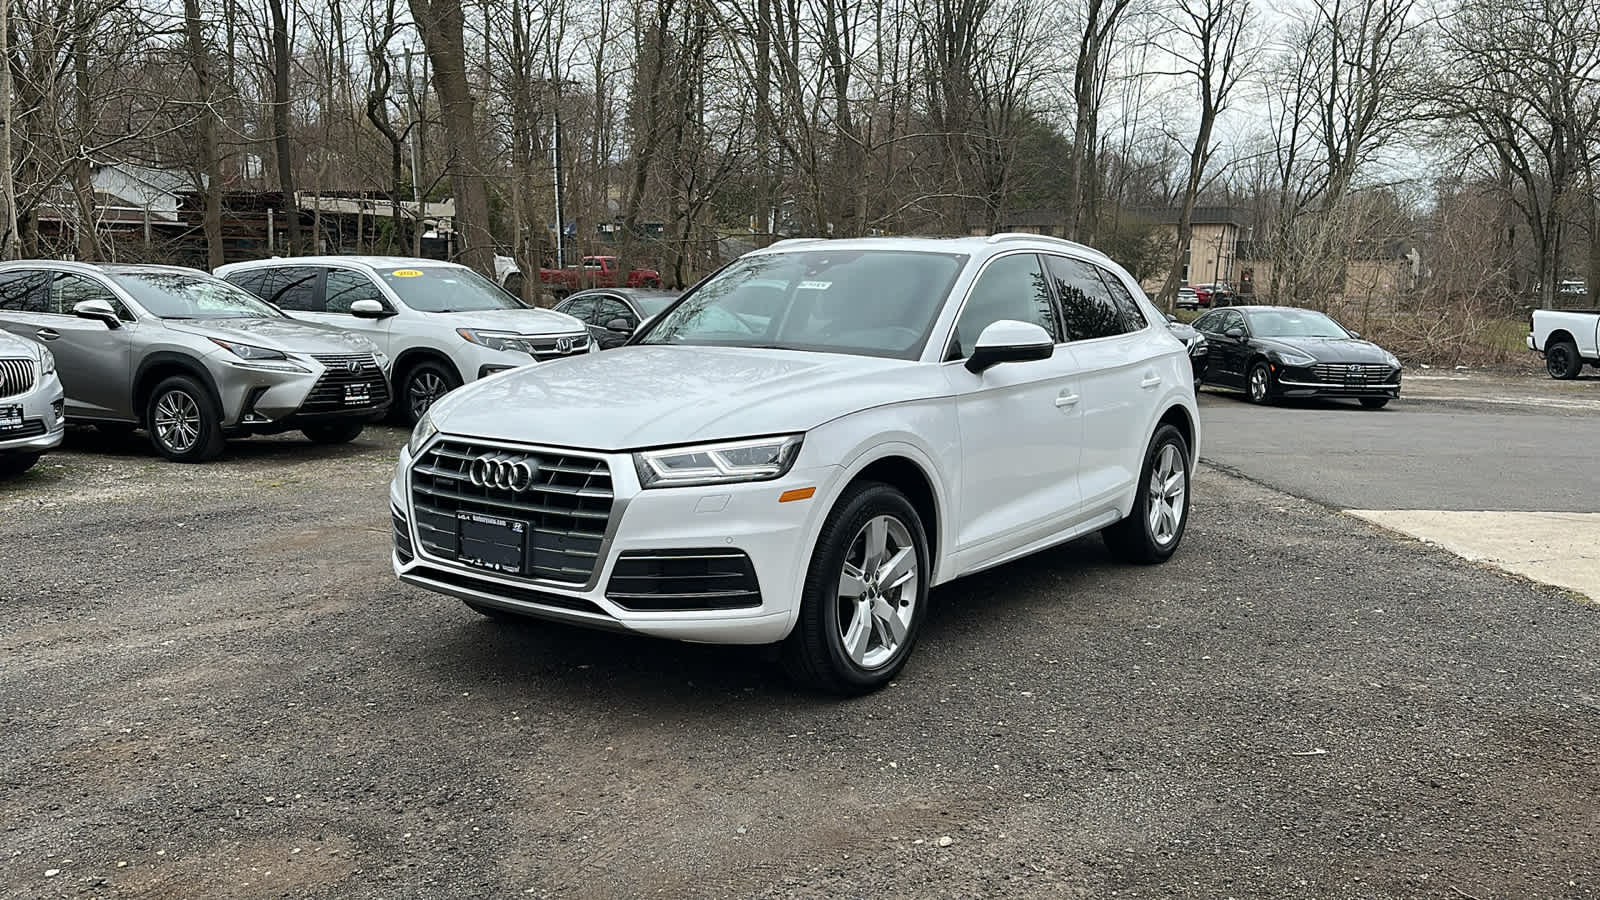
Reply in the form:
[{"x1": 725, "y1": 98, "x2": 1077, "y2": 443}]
[
  {"x1": 767, "y1": 237, "x2": 826, "y2": 248},
  {"x1": 985, "y1": 232, "x2": 1105, "y2": 256}
]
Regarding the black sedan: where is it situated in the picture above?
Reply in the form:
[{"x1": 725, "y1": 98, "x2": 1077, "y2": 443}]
[
  {"x1": 552, "y1": 287, "x2": 680, "y2": 349},
  {"x1": 1191, "y1": 305, "x2": 1401, "y2": 408}
]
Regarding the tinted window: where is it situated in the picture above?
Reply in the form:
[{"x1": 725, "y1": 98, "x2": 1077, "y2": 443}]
[
  {"x1": 594, "y1": 298, "x2": 635, "y2": 328},
  {"x1": 638, "y1": 250, "x2": 968, "y2": 360},
  {"x1": 1095, "y1": 266, "x2": 1147, "y2": 330},
  {"x1": 560, "y1": 297, "x2": 597, "y2": 323},
  {"x1": 1192, "y1": 311, "x2": 1221, "y2": 332},
  {"x1": 0, "y1": 271, "x2": 47, "y2": 312},
  {"x1": 324, "y1": 269, "x2": 386, "y2": 314},
  {"x1": 1043, "y1": 255, "x2": 1129, "y2": 342},
  {"x1": 49, "y1": 273, "x2": 123, "y2": 316},
  {"x1": 234, "y1": 266, "x2": 320, "y2": 312},
  {"x1": 950, "y1": 253, "x2": 1056, "y2": 359}
]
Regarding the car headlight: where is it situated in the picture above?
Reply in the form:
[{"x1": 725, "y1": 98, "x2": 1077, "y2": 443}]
[
  {"x1": 209, "y1": 338, "x2": 308, "y2": 372},
  {"x1": 37, "y1": 346, "x2": 55, "y2": 376},
  {"x1": 1275, "y1": 350, "x2": 1316, "y2": 367},
  {"x1": 1382, "y1": 351, "x2": 1400, "y2": 368},
  {"x1": 407, "y1": 410, "x2": 438, "y2": 456},
  {"x1": 1185, "y1": 334, "x2": 1207, "y2": 353},
  {"x1": 634, "y1": 435, "x2": 803, "y2": 489},
  {"x1": 457, "y1": 328, "x2": 534, "y2": 355}
]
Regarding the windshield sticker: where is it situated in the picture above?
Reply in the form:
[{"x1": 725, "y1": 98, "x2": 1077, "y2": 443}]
[
  {"x1": 797, "y1": 280, "x2": 832, "y2": 290},
  {"x1": 392, "y1": 269, "x2": 424, "y2": 277}
]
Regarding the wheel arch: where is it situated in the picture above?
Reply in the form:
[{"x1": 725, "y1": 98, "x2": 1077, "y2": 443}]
[
  {"x1": 1155, "y1": 403, "x2": 1197, "y2": 468},
  {"x1": 134, "y1": 353, "x2": 223, "y2": 425},
  {"x1": 1546, "y1": 329, "x2": 1576, "y2": 351},
  {"x1": 393, "y1": 347, "x2": 465, "y2": 386}
]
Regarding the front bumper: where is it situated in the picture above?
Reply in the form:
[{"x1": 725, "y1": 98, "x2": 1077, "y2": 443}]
[
  {"x1": 1272, "y1": 362, "x2": 1402, "y2": 399},
  {"x1": 0, "y1": 370, "x2": 65, "y2": 455},
  {"x1": 390, "y1": 437, "x2": 834, "y2": 645},
  {"x1": 458, "y1": 334, "x2": 595, "y2": 383},
  {"x1": 216, "y1": 352, "x2": 391, "y2": 432}
]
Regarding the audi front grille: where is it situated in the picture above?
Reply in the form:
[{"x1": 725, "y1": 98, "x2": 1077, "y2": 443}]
[
  {"x1": 300, "y1": 353, "x2": 391, "y2": 412},
  {"x1": 409, "y1": 438, "x2": 614, "y2": 584},
  {"x1": 0, "y1": 358, "x2": 36, "y2": 399}
]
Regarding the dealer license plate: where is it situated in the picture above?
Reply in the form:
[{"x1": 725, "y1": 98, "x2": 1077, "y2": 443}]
[
  {"x1": 456, "y1": 512, "x2": 527, "y2": 574},
  {"x1": 343, "y1": 383, "x2": 372, "y2": 405},
  {"x1": 0, "y1": 404, "x2": 21, "y2": 431}
]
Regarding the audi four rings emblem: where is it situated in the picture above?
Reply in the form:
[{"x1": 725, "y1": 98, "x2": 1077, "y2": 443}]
[
  {"x1": 469, "y1": 453, "x2": 539, "y2": 492},
  {"x1": 555, "y1": 336, "x2": 575, "y2": 353}
]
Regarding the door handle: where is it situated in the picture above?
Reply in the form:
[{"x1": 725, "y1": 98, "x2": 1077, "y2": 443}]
[
  {"x1": 1054, "y1": 391, "x2": 1079, "y2": 408},
  {"x1": 1140, "y1": 374, "x2": 1162, "y2": 389},
  {"x1": 35, "y1": 328, "x2": 59, "y2": 341}
]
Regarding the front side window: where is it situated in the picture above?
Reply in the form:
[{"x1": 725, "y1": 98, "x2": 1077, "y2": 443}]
[
  {"x1": 1043, "y1": 254, "x2": 1130, "y2": 342},
  {"x1": 109, "y1": 272, "x2": 285, "y2": 319},
  {"x1": 637, "y1": 249, "x2": 969, "y2": 360},
  {"x1": 49, "y1": 273, "x2": 126, "y2": 317},
  {"x1": 559, "y1": 297, "x2": 597, "y2": 323},
  {"x1": 1244, "y1": 309, "x2": 1350, "y2": 339},
  {"x1": 594, "y1": 298, "x2": 635, "y2": 328},
  {"x1": 377, "y1": 267, "x2": 525, "y2": 313},
  {"x1": 949, "y1": 253, "x2": 1056, "y2": 359},
  {"x1": 324, "y1": 269, "x2": 387, "y2": 314}
]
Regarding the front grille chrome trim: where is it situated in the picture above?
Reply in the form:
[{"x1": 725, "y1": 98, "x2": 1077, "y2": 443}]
[{"x1": 0, "y1": 357, "x2": 36, "y2": 399}]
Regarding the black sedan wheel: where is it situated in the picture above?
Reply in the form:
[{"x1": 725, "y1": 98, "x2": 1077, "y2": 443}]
[{"x1": 1247, "y1": 361, "x2": 1275, "y2": 404}]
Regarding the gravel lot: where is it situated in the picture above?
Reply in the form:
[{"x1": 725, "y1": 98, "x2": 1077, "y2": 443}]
[{"x1": 2, "y1": 426, "x2": 1597, "y2": 898}]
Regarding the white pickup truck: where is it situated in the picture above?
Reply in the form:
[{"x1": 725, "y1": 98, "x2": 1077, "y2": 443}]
[{"x1": 1528, "y1": 309, "x2": 1600, "y2": 379}]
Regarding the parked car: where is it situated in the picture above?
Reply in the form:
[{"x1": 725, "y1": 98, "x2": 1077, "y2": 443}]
[
  {"x1": 0, "y1": 329, "x2": 64, "y2": 476},
  {"x1": 1165, "y1": 316, "x2": 1208, "y2": 380},
  {"x1": 391, "y1": 234, "x2": 1199, "y2": 694},
  {"x1": 1191, "y1": 305, "x2": 1401, "y2": 407},
  {"x1": 217, "y1": 257, "x2": 592, "y2": 423},
  {"x1": 554, "y1": 288, "x2": 680, "y2": 349},
  {"x1": 1176, "y1": 286, "x2": 1201, "y2": 309},
  {"x1": 496, "y1": 254, "x2": 662, "y2": 299},
  {"x1": 0, "y1": 261, "x2": 391, "y2": 462},
  {"x1": 1527, "y1": 308, "x2": 1600, "y2": 379},
  {"x1": 1190, "y1": 282, "x2": 1236, "y2": 308}
]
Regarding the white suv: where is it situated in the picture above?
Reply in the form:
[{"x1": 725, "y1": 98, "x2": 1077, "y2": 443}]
[
  {"x1": 216, "y1": 257, "x2": 591, "y2": 423},
  {"x1": 390, "y1": 236, "x2": 1199, "y2": 693}
]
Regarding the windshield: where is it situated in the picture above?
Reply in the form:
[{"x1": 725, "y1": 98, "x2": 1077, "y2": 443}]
[
  {"x1": 1245, "y1": 309, "x2": 1350, "y2": 339},
  {"x1": 112, "y1": 272, "x2": 284, "y2": 319},
  {"x1": 377, "y1": 266, "x2": 526, "y2": 312},
  {"x1": 636, "y1": 249, "x2": 968, "y2": 359}
]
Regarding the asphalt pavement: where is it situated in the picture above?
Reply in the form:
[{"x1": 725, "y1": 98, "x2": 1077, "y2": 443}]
[{"x1": 1, "y1": 423, "x2": 1597, "y2": 898}]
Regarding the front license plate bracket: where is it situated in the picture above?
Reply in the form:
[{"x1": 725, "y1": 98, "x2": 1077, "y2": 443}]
[{"x1": 457, "y1": 512, "x2": 527, "y2": 574}]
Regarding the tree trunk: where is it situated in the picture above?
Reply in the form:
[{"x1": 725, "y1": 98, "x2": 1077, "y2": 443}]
[
  {"x1": 0, "y1": 0, "x2": 19, "y2": 259},
  {"x1": 184, "y1": 0, "x2": 225, "y2": 270},
  {"x1": 71, "y1": 11, "x2": 98, "y2": 261},
  {"x1": 269, "y1": 0, "x2": 301, "y2": 254},
  {"x1": 409, "y1": 0, "x2": 493, "y2": 275}
]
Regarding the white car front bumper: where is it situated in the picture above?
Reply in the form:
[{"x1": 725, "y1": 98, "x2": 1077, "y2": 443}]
[
  {"x1": 389, "y1": 437, "x2": 835, "y2": 644},
  {"x1": 0, "y1": 369, "x2": 65, "y2": 455}
]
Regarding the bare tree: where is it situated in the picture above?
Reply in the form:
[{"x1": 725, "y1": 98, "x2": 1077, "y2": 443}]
[{"x1": 409, "y1": 0, "x2": 493, "y2": 274}]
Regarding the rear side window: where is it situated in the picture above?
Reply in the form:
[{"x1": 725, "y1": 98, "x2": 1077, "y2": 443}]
[
  {"x1": 1095, "y1": 267, "x2": 1147, "y2": 330},
  {"x1": 1043, "y1": 255, "x2": 1130, "y2": 342},
  {"x1": 0, "y1": 271, "x2": 47, "y2": 312},
  {"x1": 233, "y1": 266, "x2": 320, "y2": 312},
  {"x1": 950, "y1": 253, "x2": 1057, "y2": 359}
]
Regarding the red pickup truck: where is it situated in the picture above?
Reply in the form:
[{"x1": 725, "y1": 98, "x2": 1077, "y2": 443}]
[{"x1": 496, "y1": 255, "x2": 662, "y2": 296}]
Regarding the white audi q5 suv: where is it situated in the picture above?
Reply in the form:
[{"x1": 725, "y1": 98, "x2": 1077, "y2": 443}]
[{"x1": 391, "y1": 235, "x2": 1199, "y2": 693}]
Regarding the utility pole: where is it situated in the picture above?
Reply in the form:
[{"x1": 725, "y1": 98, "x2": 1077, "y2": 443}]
[{"x1": 552, "y1": 109, "x2": 565, "y2": 268}]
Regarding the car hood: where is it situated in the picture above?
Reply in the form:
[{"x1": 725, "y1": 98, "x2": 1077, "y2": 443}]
[
  {"x1": 162, "y1": 316, "x2": 378, "y2": 355},
  {"x1": 428, "y1": 345, "x2": 940, "y2": 452},
  {"x1": 1258, "y1": 336, "x2": 1394, "y2": 364},
  {"x1": 0, "y1": 328, "x2": 44, "y2": 359},
  {"x1": 424, "y1": 307, "x2": 586, "y2": 335}
]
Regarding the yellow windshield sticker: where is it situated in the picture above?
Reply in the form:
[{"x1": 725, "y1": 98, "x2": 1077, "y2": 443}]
[{"x1": 392, "y1": 269, "x2": 423, "y2": 277}]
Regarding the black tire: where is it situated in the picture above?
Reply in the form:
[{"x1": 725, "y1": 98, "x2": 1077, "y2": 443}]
[
  {"x1": 1359, "y1": 397, "x2": 1390, "y2": 409},
  {"x1": 463, "y1": 600, "x2": 524, "y2": 622},
  {"x1": 781, "y1": 482, "x2": 930, "y2": 695},
  {"x1": 0, "y1": 452, "x2": 41, "y2": 477},
  {"x1": 1546, "y1": 339, "x2": 1582, "y2": 380},
  {"x1": 396, "y1": 359, "x2": 462, "y2": 426},
  {"x1": 302, "y1": 422, "x2": 365, "y2": 444},
  {"x1": 145, "y1": 375, "x2": 225, "y2": 462},
  {"x1": 1247, "y1": 360, "x2": 1275, "y2": 404},
  {"x1": 1102, "y1": 423, "x2": 1192, "y2": 565}
]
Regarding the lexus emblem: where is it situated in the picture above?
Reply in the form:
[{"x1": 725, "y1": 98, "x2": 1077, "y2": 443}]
[
  {"x1": 346, "y1": 360, "x2": 363, "y2": 374},
  {"x1": 555, "y1": 336, "x2": 575, "y2": 353},
  {"x1": 469, "y1": 453, "x2": 539, "y2": 492}
]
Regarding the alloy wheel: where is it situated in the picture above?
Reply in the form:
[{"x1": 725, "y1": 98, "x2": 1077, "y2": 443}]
[
  {"x1": 836, "y1": 514, "x2": 918, "y2": 670},
  {"x1": 1146, "y1": 443, "x2": 1186, "y2": 546},
  {"x1": 153, "y1": 389, "x2": 201, "y2": 454},
  {"x1": 408, "y1": 371, "x2": 449, "y2": 419},
  {"x1": 1249, "y1": 366, "x2": 1268, "y2": 402}
]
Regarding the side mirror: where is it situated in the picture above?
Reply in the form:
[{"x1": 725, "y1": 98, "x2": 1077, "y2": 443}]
[
  {"x1": 1225, "y1": 327, "x2": 1245, "y2": 339},
  {"x1": 350, "y1": 298, "x2": 394, "y2": 319},
  {"x1": 604, "y1": 317, "x2": 634, "y2": 333},
  {"x1": 1165, "y1": 313, "x2": 1178, "y2": 323},
  {"x1": 965, "y1": 320, "x2": 1054, "y2": 374},
  {"x1": 73, "y1": 298, "x2": 121, "y2": 329}
]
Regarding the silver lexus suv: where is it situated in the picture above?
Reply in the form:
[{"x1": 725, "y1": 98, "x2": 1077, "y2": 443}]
[
  {"x1": 0, "y1": 328, "x2": 64, "y2": 476},
  {"x1": 0, "y1": 261, "x2": 391, "y2": 462}
]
